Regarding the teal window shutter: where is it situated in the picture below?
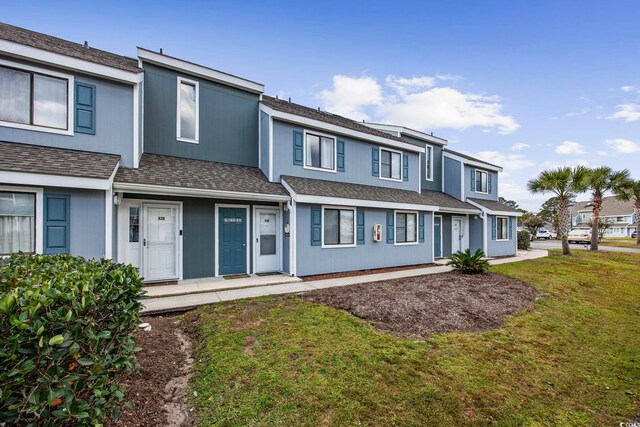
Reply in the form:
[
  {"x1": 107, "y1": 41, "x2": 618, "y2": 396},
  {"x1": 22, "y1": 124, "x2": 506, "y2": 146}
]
[
  {"x1": 491, "y1": 216, "x2": 496, "y2": 240},
  {"x1": 386, "y1": 211, "x2": 394, "y2": 244},
  {"x1": 311, "y1": 207, "x2": 322, "y2": 246},
  {"x1": 402, "y1": 154, "x2": 409, "y2": 181},
  {"x1": 44, "y1": 194, "x2": 70, "y2": 254},
  {"x1": 509, "y1": 217, "x2": 514, "y2": 240},
  {"x1": 372, "y1": 147, "x2": 379, "y2": 176},
  {"x1": 293, "y1": 130, "x2": 304, "y2": 166},
  {"x1": 74, "y1": 82, "x2": 96, "y2": 134},
  {"x1": 471, "y1": 170, "x2": 476, "y2": 191},
  {"x1": 488, "y1": 173, "x2": 493, "y2": 193},
  {"x1": 418, "y1": 213, "x2": 425, "y2": 242},
  {"x1": 356, "y1": 210, "x2": 365, "y2": 245},
  {"x1": 337, "y1": 139, "x2": 345, "y2": 172}
]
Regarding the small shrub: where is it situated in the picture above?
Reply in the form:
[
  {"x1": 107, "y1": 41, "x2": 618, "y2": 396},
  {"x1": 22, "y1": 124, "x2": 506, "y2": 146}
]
[
  {"x1": 518, "y1": 230, "x2": 532, "y2": 250},
  {"x1": 0, "y1": 254, "x2": 144, "y2": 426},
  {"x1": 447, "y1": 249, "x2": 490, "y2": 274}
]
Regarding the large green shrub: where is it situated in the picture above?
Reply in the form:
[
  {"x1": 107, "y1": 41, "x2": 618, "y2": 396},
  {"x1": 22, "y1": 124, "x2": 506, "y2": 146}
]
[
  {"x1": 518, "y1": 230, "x2": 532, "y2": 250},
  {"x1": 0, "y1": 254, "x2": 144, "y2": 426},
  {"x1": 447, "y1": 249, "x2": 490, "y2": 274}
]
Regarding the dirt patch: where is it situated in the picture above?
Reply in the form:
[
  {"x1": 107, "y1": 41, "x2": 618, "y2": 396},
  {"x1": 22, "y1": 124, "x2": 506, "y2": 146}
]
[
  {"x1": 301, "y1": 272, "x2": 542, "y2": 336},
  {"x1": 302, "y1": 263, "x2": 436, "y2": 282},
  {"x1": 108, "y1": 316, "x2": 194, "y2": 427}
]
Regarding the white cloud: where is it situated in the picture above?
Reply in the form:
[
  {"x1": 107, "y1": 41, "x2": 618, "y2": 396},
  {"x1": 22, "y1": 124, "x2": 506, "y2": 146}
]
[
  {"x1": 555, "y1": 140, "x2": 585, "y2": 155},
  {"x1": 317, "y1": 74, "x2": 520, "y2": 134},
  {"x1": 317, "y1": 75, "x2": 382, "y2": 121},
  {"x1": 621, "y1": 85, "x2": 638, "y2": 93},
  {"x1": 607, "y1": 104, "x2": 640, "y2": 122},
  {"x1": 597, "y1": 151, "x2": 608, "y2": 156},
  {"x1": 605, "y1": 138, "x2": 640, "y2": 154},
  {"x1": 511, "y1": 143, "x2": 530, "y2": 151}
]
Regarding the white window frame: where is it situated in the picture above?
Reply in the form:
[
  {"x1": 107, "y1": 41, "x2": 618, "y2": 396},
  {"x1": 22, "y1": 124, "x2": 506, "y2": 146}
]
[
  {"x1": 0, "y1": 59, "x2": 74, "y2": 136},
  {"x1": 475, "y1": 169, "x2": 489, "y2": 194},
  {"x1": 379, "y1": 147, "x2": 403, "y2": 182},
  {"x1": 321, "y1": 205, "x2": 356, "y2": 248},
  {"x1": 176, "y1": 76, "x2": 199, "y2": 144},
  {"x1": 0, "y1": 185, "x2": 44, "y2": 255},
  {"x1": 496, "y1": 216, "x2": 509, "y2": 241},
  {"x1": 425, "y1": 145, "x2": 434, "y2": 181},
  {"x1": 303, "y1": 130, "x2": 337, "y2": 173},
  {"x1": 394, "y1": 210, "x2": 419, "y2": 246}
]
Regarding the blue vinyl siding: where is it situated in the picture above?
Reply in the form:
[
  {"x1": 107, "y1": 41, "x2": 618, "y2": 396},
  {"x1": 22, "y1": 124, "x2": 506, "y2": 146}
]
[
  {"x1": 296, "y1": 204, "x2": 433, "y2": 276},
  {"x1": 486, "y1": 214, "x2": 517, "y2": 257},
  {"x1": 0, "y1": 56, "x2": 135, "y2": 167},
  {"x1": 400, "y1": 134, "x2": 444, "y2": 192},
  {"x1": 271, "y1": 120, "x2": 420, "y2": 191},
  {"x1": 443, "y1": 157, "x2": 462, "y2": 200},
  {"x1": 469, "y1": 215, "x2": 484, "y2": 253},
  {"x1": 142, "y1": 63, "x2": 259, "y2": 166}
]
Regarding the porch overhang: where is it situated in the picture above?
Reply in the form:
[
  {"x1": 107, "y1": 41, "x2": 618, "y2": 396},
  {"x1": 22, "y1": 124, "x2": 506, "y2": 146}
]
[{"x1": 113, "y1": 182, "x2": 290, "y2": 202}]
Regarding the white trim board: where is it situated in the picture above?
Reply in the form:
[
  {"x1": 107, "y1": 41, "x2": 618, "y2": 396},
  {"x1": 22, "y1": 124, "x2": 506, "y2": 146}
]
[
  {"x1": 259, "y1": 104, "x2": 423, "y2": 154},
  {"x1": 0, "y1": 171, "x2": 112, "y2": 191},
  {"x1": 137, "y1": 47, "x2": 264, "y2": 94},
  {"x1": 443, "y1": 151, "x2": 503, "y2": 172},
  {"x1": 466, "y1": 199, "x2": 524, "y2": 217},
  {"x1": 176, "y1": 76, "x2": 200, "y2": 143},
  {"x1": 0, "y1": 39, "x2": 141, "y2": 84},
  {"x1": 112, "y1": 182, "x2": 290, "y2": 202}
]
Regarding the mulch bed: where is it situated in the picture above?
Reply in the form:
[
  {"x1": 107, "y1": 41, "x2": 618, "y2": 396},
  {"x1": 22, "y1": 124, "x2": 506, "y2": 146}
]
[
  {"x1": 302, "y1": 263, "x2": 437, "y2": 282},
  {"x1": 301, "y1": 272, "x2": 542, "y2": 336},
  {"x1": 107, "y1": 315, "x2": 194, "y2": 427}
]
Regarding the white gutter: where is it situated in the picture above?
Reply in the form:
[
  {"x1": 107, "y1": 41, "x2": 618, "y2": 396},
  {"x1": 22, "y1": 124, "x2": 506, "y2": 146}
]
[
  {"x1": 443, "y1": 151, "x2": 503, "y2": 172},
  {"x1": 0, "y1": 170, "x2": 112, "y2": 190},
  {"x1": 466, "y1": 199, "x2": 524, "y2": 217},
  {"x1": 112, "y1": 182, "x2": 290, "y2": 202}
]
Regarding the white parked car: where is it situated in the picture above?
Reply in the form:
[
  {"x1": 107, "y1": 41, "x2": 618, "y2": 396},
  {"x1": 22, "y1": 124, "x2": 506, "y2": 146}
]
[
  {"x1": 535, "y1": 229, "x2": 552, "y2": 240},
  {"x1": 567, "y1": 229, "x2": 592, "y2": 244},
  {"x1": 548, "y1": 230, "x2": 557, "y2": 239}
]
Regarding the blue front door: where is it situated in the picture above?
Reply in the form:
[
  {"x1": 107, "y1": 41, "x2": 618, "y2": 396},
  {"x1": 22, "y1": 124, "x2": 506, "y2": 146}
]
[
  {"x1": 434, "y1": 216, "x2": 442, "y2": 258},
  {"x1": 219, "y1": 208, "x2": 247, "y2": 275}
]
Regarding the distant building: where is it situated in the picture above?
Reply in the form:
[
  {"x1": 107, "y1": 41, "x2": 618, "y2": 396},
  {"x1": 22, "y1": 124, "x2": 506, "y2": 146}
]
[{"x1": 571, "y1": 196, "x2": 638, "y2": 237}]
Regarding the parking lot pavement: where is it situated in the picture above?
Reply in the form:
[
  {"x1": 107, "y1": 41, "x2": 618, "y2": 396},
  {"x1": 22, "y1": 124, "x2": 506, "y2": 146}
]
[{"x1": 531, "y1": 239, "x2": 640, "y2": 253}]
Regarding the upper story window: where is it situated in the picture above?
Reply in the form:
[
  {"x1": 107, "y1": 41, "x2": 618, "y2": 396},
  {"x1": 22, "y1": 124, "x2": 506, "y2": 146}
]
[
  {"x1": 0, "y1": 191, "x2": 36, "y2": 255},
  {"x1": 176, "y1": 77, "x2": 199, "y2": 143},
  {"x1": 380, "y1": 148, "x2": 402, "y2": 181},
  {"x1": 0, "y1": 63, "x2": 72, "y2": 134},
  {"x1": 305, "y1": 132, "x2": 335, "y2": 172},
  {"x1": 323, "y1": 207, "x2": 355, "y2": 247},
  {"x1": 395, "y1": 211, "x2": 418, "y2": 244},
  {"x1": 425, "y1": 145, "x2": 434, "y2": 181},
  {"x1": 475, "y1": 169, "x2": 489, "y2": 193}
]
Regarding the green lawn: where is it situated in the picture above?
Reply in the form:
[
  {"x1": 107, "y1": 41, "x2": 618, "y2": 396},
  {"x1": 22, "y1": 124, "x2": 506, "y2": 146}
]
[
  {"x1": 600, "y1": 237, "x2": 640, "y2": 248},
  {"x1": 184, "y1": 251, "x2": 640, "y2": 426}
]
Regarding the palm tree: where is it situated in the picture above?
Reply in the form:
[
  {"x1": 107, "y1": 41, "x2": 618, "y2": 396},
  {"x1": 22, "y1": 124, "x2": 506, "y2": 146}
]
[
  {"x1": 577, "y1": 167, "x2": 632, "y2": 250},
  {"x1": 629, "y1": 180, "x2": 640, "y2": 245},
  {"x1": 527, "y1": 166, "x2": 589, "y2": 255}
]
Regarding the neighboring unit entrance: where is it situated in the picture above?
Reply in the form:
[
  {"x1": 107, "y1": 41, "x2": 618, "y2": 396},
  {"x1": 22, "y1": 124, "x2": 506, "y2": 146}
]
[
  {"x1": 143, "y1": 204, "x2": 180, "y2": 281},
  {"x1": 434, "y1": 215, "x2": 442, "y2": 258},
  {"x1": 219, "y1": 207, "x2": 247, "y2": 275},
  {"x1": 452, "y1": 217, "x2": 463, "y2": 253},
  {"x1": 255, "y1": 208, "x2": 280, "y2": 273}
]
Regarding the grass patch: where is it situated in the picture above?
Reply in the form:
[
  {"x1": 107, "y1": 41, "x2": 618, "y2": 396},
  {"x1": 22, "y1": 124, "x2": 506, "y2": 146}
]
[
  {"x1": 185, "y1": 250, "x2": 640, "y2": 426},
  {"x1": 600, "y1": 237, "x2": 640, "y2": 248}
]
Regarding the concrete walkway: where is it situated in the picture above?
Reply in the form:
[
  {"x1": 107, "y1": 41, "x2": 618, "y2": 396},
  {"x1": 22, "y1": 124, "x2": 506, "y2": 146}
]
[{"x1": 141, "y1": 249, "x2": 548, "y2": 314}]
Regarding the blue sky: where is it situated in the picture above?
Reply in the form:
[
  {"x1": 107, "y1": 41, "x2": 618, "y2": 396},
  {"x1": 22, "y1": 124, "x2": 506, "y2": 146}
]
[{"x1": 5, "y1": 1, "x2": 639, "y2": 210}]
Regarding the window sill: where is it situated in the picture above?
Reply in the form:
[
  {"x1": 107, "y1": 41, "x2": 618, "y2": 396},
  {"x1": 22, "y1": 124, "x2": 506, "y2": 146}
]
[
  {"x1": 303, "y1": 165, "x2": 337, "y2": 174},
  {"x1": 380, "y1": 176, "x2": 403, "y2": 182},
  {"x1": 474, "y1": 190, "x2": 489, "y2": 195},
  {"x1": 177, "y1": 137, "x2": 199, "y2": 144},
  {"x1": 496, "y1": 238, "x2": 510, "y2": 242},
  {"x1": 394, "y1": 241, "x2": 419, "y2": 246},
  {"x1": 321, "y1": 243, "x2": 357, "y2": 249},
  {"x1": 0, "y1": 120, "x2": 73, "y2": 136}
]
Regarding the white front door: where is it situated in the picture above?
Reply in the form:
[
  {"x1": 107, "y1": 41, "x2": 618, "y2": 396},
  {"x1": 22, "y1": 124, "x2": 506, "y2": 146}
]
[
  {"x1": 255, "y1": 208, "x2": 280, "y2": 273},
  {"x1": 143, "y1": 204, "x2": 179, "y2": 281},
  {"x1": 453, "y1": 218, "x2": 464, "y2": 253}
]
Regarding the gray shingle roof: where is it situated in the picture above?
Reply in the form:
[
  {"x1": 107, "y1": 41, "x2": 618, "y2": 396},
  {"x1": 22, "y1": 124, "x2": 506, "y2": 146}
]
[
  {"x1": 468, "y1": 198, "x2": 522, "y2": 213},
  {"x1": 420, "y1": 190, "x2": 480, "y2": 211},
  {"x1": 0, "y1": 22, "x2": 141, "y2": 73},
  {"x1": 262, "y1": 96, "x2": 420, "y2": 146},
  {"x1": 444, "y1": 148, "x2": 502, "y2": 169},
  {"x1": 115, "y1": 153, "x2": 289, "y2": 197},
  {"x1": 572, "y1": 196, "x2": 634, "y2": 217},
  {"x1": 0, "y1": 141, "x2": 120, "y2": 179},
  {"x1": 282, "y1": 175, "x2": 440, "y2": 207}
]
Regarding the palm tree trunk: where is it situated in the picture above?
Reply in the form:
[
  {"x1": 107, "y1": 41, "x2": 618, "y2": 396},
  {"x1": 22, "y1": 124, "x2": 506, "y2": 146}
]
[
  {"x1": 558, "y1": 196, "x2": 571, "y2": 255},
  {"x1": 635, "y1": 200, "x2": 640, "y2": 245},
  {"x1": 590, "y1": 194, "x2": 601, "y2": 251}
]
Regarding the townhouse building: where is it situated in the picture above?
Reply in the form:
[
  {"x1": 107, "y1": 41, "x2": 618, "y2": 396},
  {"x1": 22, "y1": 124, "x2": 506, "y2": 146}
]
[
  {"x1": 571, "y1": 196, "x2": 638, "y2": 238},
  {"x1": 0, "y1": 22, "x2": 521, "y2": 285}
]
